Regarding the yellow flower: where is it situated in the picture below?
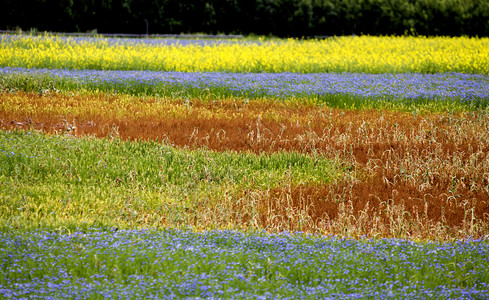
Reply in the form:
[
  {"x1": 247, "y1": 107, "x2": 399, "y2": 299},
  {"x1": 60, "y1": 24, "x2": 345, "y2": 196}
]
[{"x1": 0, "y1": 34, "x2": 488, "y2": 74}]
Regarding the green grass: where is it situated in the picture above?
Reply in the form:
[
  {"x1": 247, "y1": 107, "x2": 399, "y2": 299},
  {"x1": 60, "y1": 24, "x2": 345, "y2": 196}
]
[{"x1": 0, "y1": 129, "x2": 344, "y2": 230}]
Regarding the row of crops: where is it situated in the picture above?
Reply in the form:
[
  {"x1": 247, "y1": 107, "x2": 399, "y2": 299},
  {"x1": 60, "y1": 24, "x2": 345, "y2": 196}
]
[
  {"x1": 2, "y1": 67, "x2": 488, "y2": 110},
  {"x1": 2, "y1": 35, "x2": 488, "y2": 73},
  {"x1": 1, "y1": 34, "x2": 488, "y2": 298}
]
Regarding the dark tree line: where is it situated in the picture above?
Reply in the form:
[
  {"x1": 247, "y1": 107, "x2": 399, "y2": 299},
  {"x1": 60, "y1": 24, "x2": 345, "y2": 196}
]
[{"x1": 2, "y1": 0, "x2": 489, "y2": 37}]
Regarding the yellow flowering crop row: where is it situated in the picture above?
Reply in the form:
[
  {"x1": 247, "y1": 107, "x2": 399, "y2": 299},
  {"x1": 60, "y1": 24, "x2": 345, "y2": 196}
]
[{"x1": 1, "y1": 34, "x2": 488, "y2": 73}]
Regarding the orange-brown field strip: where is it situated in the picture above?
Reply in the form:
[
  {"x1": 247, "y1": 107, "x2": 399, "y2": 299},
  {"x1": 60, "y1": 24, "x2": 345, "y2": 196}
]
[{"x1": 2, "y1": 92, "x2": 488, "y2": 238}]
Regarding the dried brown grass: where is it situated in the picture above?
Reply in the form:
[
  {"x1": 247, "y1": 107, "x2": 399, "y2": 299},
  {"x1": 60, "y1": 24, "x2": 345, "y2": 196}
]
[{"x1": 2, "y1": 92, "x2": 488, "y2": 239}]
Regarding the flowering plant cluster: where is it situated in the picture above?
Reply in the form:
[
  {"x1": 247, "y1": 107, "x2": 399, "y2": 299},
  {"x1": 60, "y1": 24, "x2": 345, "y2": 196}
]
[
  {"x1": 2, "y1": 67, "x2": 488, "y2": 108},
  {"x1": 1, "y1": 228, "x2": 488, "y2": 299},
  {"x1": 1, "y1": 35, "x2": 488, "y2": 73}
]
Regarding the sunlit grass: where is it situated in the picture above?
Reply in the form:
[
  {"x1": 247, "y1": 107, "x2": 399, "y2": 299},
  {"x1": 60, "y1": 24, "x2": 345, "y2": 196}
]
[{"x1": 0, "y1": 129, "x2": 343, "y2": 230}]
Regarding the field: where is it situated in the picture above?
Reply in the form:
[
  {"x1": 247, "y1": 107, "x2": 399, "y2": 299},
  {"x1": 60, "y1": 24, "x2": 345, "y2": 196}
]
[{"x1": 1, "y1": 34, "x2": 489, "y2": 298}]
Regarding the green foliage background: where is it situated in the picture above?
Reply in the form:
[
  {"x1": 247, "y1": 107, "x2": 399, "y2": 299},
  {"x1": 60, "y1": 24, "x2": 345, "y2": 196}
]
[{"x1": 2, "y1": 0, "x2": 489, "y2": 37}]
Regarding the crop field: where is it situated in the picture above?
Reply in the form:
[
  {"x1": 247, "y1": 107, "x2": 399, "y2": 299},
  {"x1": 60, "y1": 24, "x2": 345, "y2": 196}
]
[{"x1": 1, "y1": 34, "x2": 489, "y2": 298}]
